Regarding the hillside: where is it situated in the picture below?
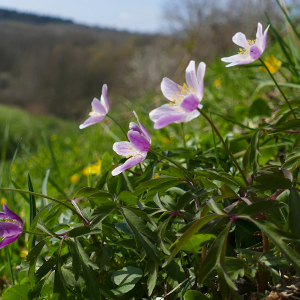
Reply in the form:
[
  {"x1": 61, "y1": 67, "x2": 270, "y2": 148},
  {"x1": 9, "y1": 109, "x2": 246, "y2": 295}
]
[
  {"x1": 0, "y1": 8, "x2": 73, "y2": 24},
  {"x1": 0, "y1": 9, "x2": 170, "y2": 119}
]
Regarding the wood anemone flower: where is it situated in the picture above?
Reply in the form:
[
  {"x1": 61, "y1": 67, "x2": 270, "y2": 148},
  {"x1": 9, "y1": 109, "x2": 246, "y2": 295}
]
[
  {"x1": 149, "y1": 60, "x2": 206, "y2": 129},
  {"x1": 0, "y1": 204, "x2": 23, "y2": 249},
  {"x1": 112, "y1": 111, "x2": 151, "y2": 176},
  {"x1": 79, "y1": 84, "x2": 110, "y2": 129},
  {"x1": 221, "y1": 22, "x2": 270, "y2": 67}
]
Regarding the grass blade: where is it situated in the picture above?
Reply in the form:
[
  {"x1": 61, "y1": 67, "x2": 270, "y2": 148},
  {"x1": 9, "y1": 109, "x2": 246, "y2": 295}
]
[{"x1": 28, "y1": 173, "x2": 36, "y2": 249}]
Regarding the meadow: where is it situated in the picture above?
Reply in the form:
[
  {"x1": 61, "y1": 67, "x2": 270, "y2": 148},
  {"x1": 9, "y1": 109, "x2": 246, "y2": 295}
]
[{"x1": 0, "y1": 2, "x2": 300, "y2": 299}]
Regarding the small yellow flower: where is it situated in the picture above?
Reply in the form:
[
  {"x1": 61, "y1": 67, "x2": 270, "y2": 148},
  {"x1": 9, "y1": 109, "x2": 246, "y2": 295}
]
[
  {"x1": 20, "y1": 249, "x2": 28, "y2": 258},
  {"x1": 81, "y1": 159, "x2": 102, "y2": 176},
  {"x1": 19, "y1": 212, "x2": 24, "y2": 217},
  {"x1": 51, "y1": 135, "x2": 57, "y2": 141},
  {"x1": 162, "y1": 138, "x2": 171, "y2": 144},
  {"x1": 259, "y1": 56, "x2": 282, "y2": 74},
  {"x1": 185, "y1": 134, "x2": 189, "y2": 140},
  {"x1": 154, "y1": 174, "x2": 159, "y2": 178},
  {"x1": 1, "y1": 198, "x2": 7, "y2": 205},
  {"x1": 70, "y1": 173, "x2": 80, "y2": 183},
  {"x1": 214, "y1": 78, "x2": 221, "y2": 89}
]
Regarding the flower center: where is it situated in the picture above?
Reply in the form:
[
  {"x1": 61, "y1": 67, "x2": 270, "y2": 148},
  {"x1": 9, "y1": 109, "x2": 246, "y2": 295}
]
[
  {"x1": 238, "y1": 39, "x2": 258, "y2": 56},
  {"x1": 0, "y1": 218, "x2": 20, "y2": 226},
  {"x1": 169, "y1": 83, "x2": 195, "y2": 107},
  {"x1": 89, "y1": 109, "x2": 101, "y2": 117},
  {"x1": 126, "y1": 145, "x2": 140, "y2": 159}
]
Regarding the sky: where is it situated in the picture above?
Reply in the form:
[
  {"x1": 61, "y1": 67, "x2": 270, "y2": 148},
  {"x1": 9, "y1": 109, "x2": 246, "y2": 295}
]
[{"x1": 0, "y1": 0, "x2": 166, "y2": 33}]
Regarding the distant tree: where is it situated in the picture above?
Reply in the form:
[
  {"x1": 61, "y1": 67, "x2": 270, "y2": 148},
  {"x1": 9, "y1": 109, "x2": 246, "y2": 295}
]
[{"x1": 163, "y1": 0, "x2": 282, "y2": 61}]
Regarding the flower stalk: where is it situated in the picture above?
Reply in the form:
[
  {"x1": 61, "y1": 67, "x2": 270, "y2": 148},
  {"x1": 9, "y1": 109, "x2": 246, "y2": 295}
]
[
  {"x1": 197, "y1": 108, "x2": 248, "y2": 187},
  {"x1": 259, "y1": 58, "x2": 297, "y2": 119},
  {"x1": 107, "y1": 114, "x2": 128, "y2": 139},
  {"x1": 149, "y1": 148, "x2": 194, "y2": 182}
]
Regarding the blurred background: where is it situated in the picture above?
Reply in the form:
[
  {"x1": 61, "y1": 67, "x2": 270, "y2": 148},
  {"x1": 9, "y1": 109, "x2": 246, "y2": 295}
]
[{"x1": 0, "y1": 0, "x2": 295, "y2": 119}]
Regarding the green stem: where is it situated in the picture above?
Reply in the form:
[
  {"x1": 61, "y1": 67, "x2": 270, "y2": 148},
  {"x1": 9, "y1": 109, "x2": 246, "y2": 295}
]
[
  {"x1": 210, "y1": 112, "x2": 220, "y2": 168},
  {"x1": 23, "y1": 230, "x2": 48, "y2": 235},
  {"x1": 5, "y1": 246, "x2": 14, "y2": 285},
  {"x1": 0, "y1": 188, "x2": 78, "y2": 216},
  {"x1": 149, "y1": 149, "x2": 193, "y2": 182},
  {"x1": 181, "y1": 123, "x2": 186, "y2": 149},
  {"x1": 259, "y1": 58, "x2": 297, "y2": 119},
  {"x1": 197, "y1": 108, "x2": 248, "y2": 187},
  {"x1": 107, "y1": 114, "x2": 128, "y2": 138}
]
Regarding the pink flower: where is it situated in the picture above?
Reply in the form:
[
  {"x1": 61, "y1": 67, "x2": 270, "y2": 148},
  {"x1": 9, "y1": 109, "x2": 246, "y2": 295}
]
[
  {"x1": 79, "y1": 84, "x2": 110, "y2": 129},
  {"x1": 0, "y1": 204, "x2": 23, "y2": 249},
  {"x1": 221, "y1": 23, "x2": 270, "y2": 67},
  {"x1": 149, "y1": 60, "x2": 206, "y2": 129},
  {"x1": 112, "y1": 111, "x2": 151, "y2": 176}
]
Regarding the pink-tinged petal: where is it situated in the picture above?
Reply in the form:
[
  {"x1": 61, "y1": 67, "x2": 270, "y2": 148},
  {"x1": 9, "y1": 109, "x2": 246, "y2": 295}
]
[
  {"x1": 185, "y1": 61, "x2": 200, "y2": 96},
  {"x1": 221, "y1": 54, "x2": 244, "y2": 63},
  {"x1": 221, "y1": 54, "x2": 253, "y2": 67},
  {"x1": 0, "y1": 212, "x2": 7, "y2": 219},
  {"x1": 113, "y1": 141, "x2": 135, "y2": 157},
  {"x1": 0, "y1": 235, "x2": 20, "y2": 249},
  {"x1": 127, "y1": 130, "x2": 150, "y2": 152},
  {"x1": 129, "y1": 122, "x2": 141, "y2": 133},
  {"x1": 149, "y1": 104, "x2": 180, "y2": 122},
  {"x1": 183, "y1": 109, "x2": 201, "y2": 123},
  {"x1": 262, "y1": 25, "x2": 270, "y2": 50},
  {"x1": 225, "y1": 59, "x2": 253, "y2": 68},
  {"x1": 133, "y1": 111, "x2": 151, "y2": 141},
  {"x1": 232, "y1": 32, "x2": 249, "y2": 48},
  {"x1": 112, "y1": 155, "x2": 146, "y2": 176},
  {"x1": 0, "y1": 222, "x2": 22, "y2": 238},
  {"x1": 180, "y1": 94, "x2": 199, "y2": 113},
  {"x1": 101, "y1": 84, "x2": 110, "y2": 112},
  {"x1": 79, "y1": 115, "x2": 105, "y2": 129},
  {"x1": 197, "y1": 62, "x2": 206, "y2": 99},
  {"x1": 3, "y1": 204, "x2": 23, "y2": 226},
  {"x1": 161, "y1": 78, "x2": 181, "y2": 101},
  {"x1": 256, "y1": 23, "x2": 263, "y2": 45},
  {"x1": 92, "y1": 98, "x2": 106, "y2": 115},
  {"x1": 152, "y1": 110, "x2": 186, "y2": 129}
]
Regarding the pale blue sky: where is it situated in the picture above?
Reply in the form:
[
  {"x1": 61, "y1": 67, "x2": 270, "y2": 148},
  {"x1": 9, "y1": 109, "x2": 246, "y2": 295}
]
[{"x1": 0, "y1": 0, "x2": 165, "y2": 33}]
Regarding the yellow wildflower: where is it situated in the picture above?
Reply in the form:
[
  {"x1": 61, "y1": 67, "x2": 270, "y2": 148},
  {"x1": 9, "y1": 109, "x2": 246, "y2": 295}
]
[
  {"x1": 70, "y1": 173, "x2": 80, "y2": 183},
  {"x1": 81, "y1": 158, "x2": 102, "y2": 176},
  {"x1": 259, "y1": 56, "x2": 282, "y2": 74},
  {"x1": 162, "y1": 138, "x2": 171, "y2": 144},
  {"x1": 20, "y1": 249, "x2": 28, "y2": 258},
  {"x1": 214, "y1": 78, "x2": 221, "y2": 89},
  {"x1": 1, "y1": 198, "x2": 7, "y2": 205},
  {"x1": 51, "y1": 135, "x2": 57, "y2": 141}
]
